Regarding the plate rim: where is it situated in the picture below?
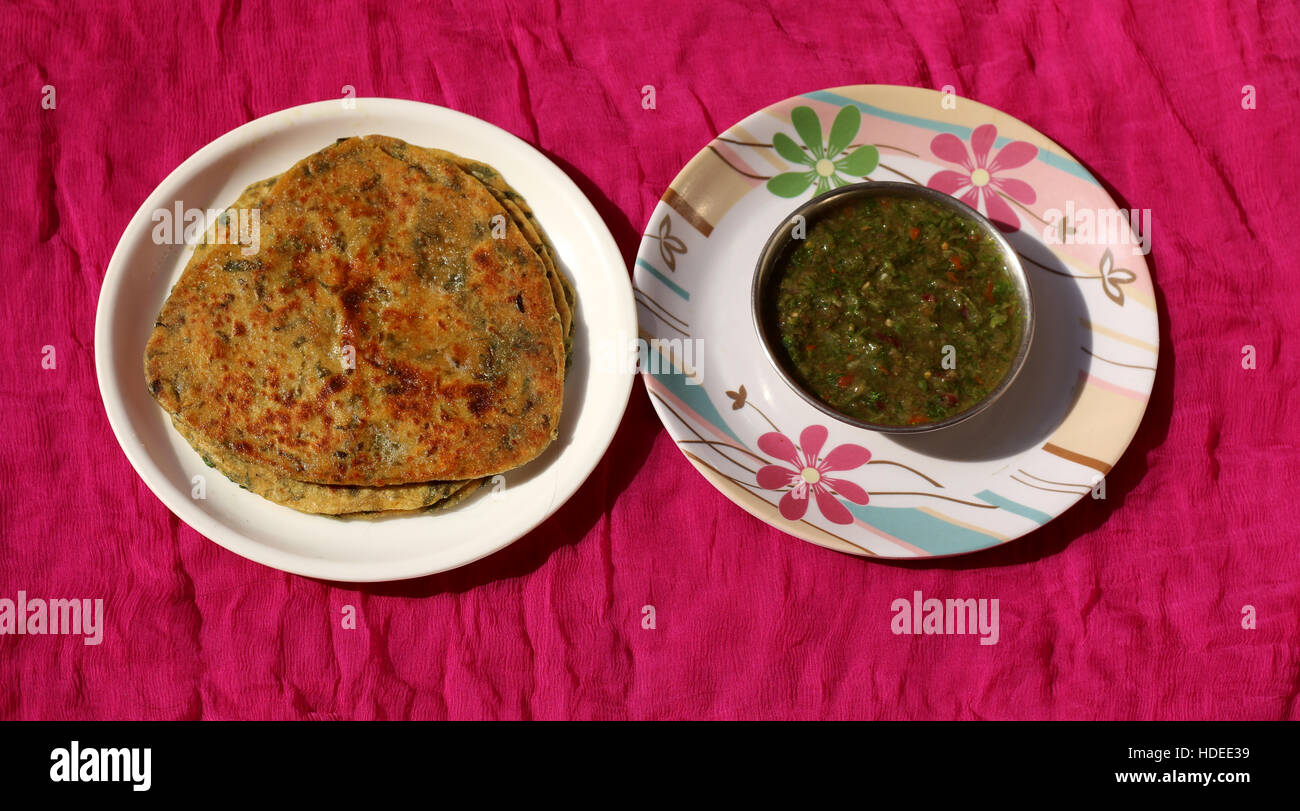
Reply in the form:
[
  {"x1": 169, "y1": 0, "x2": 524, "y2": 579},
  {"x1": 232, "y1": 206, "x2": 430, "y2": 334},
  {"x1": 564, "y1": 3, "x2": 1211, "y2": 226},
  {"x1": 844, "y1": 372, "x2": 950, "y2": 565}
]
[{"x1": 94, "y1": 97, "x2": 635, "y2": 581}]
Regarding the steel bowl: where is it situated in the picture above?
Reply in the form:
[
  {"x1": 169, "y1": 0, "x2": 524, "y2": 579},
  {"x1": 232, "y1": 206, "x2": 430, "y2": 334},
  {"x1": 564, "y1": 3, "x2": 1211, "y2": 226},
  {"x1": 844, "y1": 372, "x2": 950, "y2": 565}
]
[{"x1": 752, "y1": 181, "x2": 1035, "y2": 434}]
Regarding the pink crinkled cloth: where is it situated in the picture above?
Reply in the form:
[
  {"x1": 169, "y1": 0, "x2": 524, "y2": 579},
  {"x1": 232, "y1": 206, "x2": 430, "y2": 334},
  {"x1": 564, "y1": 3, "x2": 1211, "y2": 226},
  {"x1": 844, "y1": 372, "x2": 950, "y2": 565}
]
[{"x1": 1, "y1": 0, "x2": 1297, "y2": 720}]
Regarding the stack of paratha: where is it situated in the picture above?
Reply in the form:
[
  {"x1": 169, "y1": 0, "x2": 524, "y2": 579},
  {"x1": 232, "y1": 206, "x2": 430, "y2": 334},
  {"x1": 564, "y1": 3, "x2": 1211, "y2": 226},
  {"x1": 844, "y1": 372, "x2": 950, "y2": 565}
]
[{"x1": 145, "y1": 135, "x2": 574, "y2": 515}]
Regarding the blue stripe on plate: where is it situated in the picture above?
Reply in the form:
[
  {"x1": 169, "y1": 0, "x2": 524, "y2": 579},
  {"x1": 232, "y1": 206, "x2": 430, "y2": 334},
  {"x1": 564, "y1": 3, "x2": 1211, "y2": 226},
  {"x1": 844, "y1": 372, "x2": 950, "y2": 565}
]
[
  {"x1": 974, "y1": 489, "x2": 1053, "y2": 525},
  {"x1": 635, "y1": 258, "x2": 690, "y2": 301},
  {"x1": 804, "y1": 90, "x2": 1100, "y2": 187},
  {"x1": 845, "y1": 503, "x2": 1002, "y2": 556},
  {"x1": 646, "y1": 367, "x2": 743, "y2": 446}
]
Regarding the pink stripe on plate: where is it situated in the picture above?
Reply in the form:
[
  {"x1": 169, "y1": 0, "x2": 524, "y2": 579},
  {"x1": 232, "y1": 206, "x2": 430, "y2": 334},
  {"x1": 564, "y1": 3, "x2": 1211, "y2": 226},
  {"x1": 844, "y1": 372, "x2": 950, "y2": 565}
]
[
  {"x1": 852, "y1": 518, "x2": 928, "y2": 557},
  {"x1": 643, "y1": 376, "x2": 737, "y2": 443},
  {"x1": 1078, "y1": 370, "x2": 1149, "y2": 401},
  {"x1": 708, "y1": 140, "x2": 766, "y2": 186}
]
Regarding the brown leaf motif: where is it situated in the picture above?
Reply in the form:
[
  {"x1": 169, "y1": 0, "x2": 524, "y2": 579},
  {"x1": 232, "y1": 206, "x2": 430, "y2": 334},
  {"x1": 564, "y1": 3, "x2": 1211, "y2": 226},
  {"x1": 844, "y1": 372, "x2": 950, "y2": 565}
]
[
  {"x1": 724, "y1": 385, "x2": 747, "y2": 410},
  {"x1": 1099, "y1": 248, "x2": 1136, "y2": 306},
  {"x1": 655, "y1": 215, "x2": 687, "y2": 271}
]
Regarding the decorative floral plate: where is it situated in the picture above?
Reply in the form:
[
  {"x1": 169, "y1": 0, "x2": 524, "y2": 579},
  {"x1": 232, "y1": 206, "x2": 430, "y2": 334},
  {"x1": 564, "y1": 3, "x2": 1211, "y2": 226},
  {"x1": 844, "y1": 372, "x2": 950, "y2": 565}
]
[{"x1": 634, "y1": 85, "x2": 1158, "y2": 558}]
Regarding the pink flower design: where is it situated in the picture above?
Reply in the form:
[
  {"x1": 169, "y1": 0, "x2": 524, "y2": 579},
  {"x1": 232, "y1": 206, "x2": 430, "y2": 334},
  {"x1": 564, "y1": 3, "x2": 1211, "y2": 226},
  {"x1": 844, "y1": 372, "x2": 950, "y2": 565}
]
[
  {"x1": 927, "y1": 124, "x2": 1038, "y2": 232},
  {"x1": 755, "y1": 425, "x2": 871, "y2": 525}
]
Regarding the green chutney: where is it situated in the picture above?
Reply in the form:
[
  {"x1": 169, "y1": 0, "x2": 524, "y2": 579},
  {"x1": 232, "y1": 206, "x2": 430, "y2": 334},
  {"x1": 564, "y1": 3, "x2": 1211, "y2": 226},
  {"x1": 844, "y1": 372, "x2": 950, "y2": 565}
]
[{"x1": 773, "y1": 195, "x2": 1023, "y2": 426}]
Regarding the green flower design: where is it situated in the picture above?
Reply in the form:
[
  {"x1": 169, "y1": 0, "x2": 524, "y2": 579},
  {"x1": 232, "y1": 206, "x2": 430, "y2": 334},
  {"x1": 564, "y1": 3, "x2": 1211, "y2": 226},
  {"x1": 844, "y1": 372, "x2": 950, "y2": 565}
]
[{"x1": 766, "y1": 105, "x2": 880, "y2": 198}]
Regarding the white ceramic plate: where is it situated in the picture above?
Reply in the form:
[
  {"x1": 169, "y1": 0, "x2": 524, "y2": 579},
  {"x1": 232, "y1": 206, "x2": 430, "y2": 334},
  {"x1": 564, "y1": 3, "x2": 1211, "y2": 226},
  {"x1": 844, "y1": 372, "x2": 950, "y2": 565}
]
[
  {"x1": 96, "y1": 98, "x2": 635, "y2": 581},
  {"x1": 634, "y1": 85, "x2": 1158, "y2": 559}
]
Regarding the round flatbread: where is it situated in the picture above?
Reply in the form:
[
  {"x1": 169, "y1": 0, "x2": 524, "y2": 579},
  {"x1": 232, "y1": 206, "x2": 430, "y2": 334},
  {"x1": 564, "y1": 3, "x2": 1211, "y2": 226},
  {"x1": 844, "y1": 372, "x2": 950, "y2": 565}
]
[{"x1": 146, "y1": 135, "x2": 566, "y2": 487}]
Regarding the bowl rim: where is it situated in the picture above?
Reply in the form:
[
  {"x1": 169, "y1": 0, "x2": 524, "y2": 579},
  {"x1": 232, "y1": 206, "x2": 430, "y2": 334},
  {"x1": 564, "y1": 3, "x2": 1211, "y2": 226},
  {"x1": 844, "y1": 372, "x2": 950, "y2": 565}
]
[{"x1": 751, "y1": 180, "x2": 1036, "y2": 435}]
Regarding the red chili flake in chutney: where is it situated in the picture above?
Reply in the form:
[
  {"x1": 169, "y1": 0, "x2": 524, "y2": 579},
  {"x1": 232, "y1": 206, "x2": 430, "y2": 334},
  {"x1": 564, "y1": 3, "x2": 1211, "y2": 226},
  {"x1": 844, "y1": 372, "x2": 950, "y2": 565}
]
[{"x1": 773, "y1": 195, "x2": 1023, "y2": 426}]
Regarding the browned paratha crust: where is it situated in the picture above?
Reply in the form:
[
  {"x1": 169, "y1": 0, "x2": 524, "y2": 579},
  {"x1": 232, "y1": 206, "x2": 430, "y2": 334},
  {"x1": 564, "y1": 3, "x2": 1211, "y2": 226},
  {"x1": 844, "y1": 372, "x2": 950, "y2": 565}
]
[
  {"x1": 159, "y1": 174, "x2": 482, "y2": 515},
  {"x1": 430, "y1": 151, "x2": 575, "y2": 362},
  {"x1": 146, "y1": 135, "x2": 566, "y2": 487},
  {"x1": 173, "y1": 415, "x2": 478, "y2": 514}
]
